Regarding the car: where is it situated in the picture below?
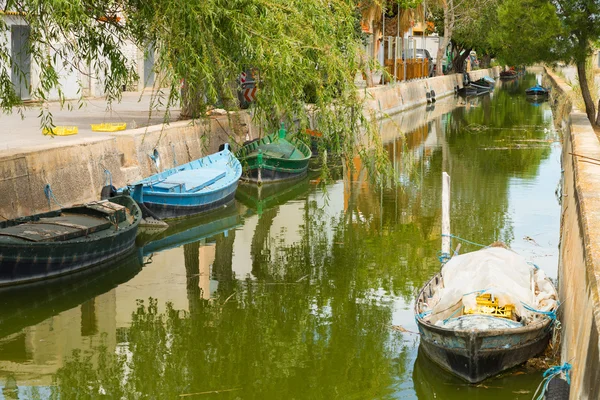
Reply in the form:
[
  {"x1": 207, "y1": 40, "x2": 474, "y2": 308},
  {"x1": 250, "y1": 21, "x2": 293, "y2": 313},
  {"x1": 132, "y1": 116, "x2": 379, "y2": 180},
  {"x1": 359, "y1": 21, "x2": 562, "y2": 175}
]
[{"x1": 402, "y1": 49, "x2": 435, "y2": 77}]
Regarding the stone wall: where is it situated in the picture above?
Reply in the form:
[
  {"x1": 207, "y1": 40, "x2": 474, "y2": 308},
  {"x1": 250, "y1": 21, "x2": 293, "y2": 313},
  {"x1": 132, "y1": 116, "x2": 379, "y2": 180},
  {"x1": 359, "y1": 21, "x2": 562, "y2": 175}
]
[
  {"x1": 546, "y1": 67, "x2": 600, "y2": 400},
  {"x1": 0, "y1": 114, "x2": 253, "y2": 220}
]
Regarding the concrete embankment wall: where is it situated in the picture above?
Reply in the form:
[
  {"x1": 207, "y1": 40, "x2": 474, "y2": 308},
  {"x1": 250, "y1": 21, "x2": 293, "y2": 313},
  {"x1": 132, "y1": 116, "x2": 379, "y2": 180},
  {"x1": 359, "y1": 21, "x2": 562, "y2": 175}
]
[
  {"x1": 363, "y1": 67, "x2": 500, "y2": 118},
  {"x1": 0, "y1": 115, "x2": 252, "y2": 219},
  {"x1": 545, "y1": 67, "x2": 600, "y2": 399},
  {"x1": 0, "y1": 68, "x2": 501, "y2": 219}
]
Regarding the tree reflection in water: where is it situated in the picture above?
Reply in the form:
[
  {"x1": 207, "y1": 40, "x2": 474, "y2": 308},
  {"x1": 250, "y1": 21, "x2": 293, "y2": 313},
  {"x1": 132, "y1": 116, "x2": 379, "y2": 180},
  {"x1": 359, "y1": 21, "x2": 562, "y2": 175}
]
[{"x1": 49, "y1": 73, "x2": 557, "y2": 400}]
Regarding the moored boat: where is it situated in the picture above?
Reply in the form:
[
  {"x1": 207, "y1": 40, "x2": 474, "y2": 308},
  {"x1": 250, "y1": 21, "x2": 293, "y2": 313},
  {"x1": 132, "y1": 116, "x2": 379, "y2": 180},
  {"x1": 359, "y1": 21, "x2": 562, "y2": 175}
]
[
  {"x1": 414, "y1": 246, "x2": 558, "y2": 383},
  {"x1": 500, "y1": 70, "x2": 518, "y2": 80},
  {"x1": 236, "y1": 124, "x2": 312, "y2": 184},
  {"x1": 122, "y1": 145, "x2": 242, "y2": 220},
  {"x1": 457, "y1": 85, "x2": 479, "y2": 96},
  {"x1": 0, "y1": 195, "x2": 141, "y2": 286},
  {"x1": 526, "y1": 84, "x2": 549, "y2": 98},
  {"x1": 470, "y1": 77, "x2": 495, "y2": 92}
]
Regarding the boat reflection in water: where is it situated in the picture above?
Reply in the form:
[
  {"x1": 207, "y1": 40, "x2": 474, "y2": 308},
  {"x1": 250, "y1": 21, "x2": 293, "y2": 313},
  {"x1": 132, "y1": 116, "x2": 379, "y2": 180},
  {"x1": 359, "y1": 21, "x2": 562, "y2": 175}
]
[
  {"x1": 0, "y1": 251, "x2": 143, "y2": 339},
  {"x1": 412, "y1": 346, "x2": 542, "y2": 400},
  {"x1": 236, "y1": 175, "x2": 312, "y2": 216},
  {"x1": 138, "y1": 202, "x2": 242, "y2": 255}
]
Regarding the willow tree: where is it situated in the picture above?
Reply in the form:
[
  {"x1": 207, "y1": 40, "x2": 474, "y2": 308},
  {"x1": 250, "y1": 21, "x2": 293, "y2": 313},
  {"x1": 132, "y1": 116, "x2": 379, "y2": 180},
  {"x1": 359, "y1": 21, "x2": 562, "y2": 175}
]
[
  {"x1": 0, "y1": 1, "x2": 134, "y2": 119},
  {"x1": 3, "y1": 1, "x2": 367, "y2": 143}
]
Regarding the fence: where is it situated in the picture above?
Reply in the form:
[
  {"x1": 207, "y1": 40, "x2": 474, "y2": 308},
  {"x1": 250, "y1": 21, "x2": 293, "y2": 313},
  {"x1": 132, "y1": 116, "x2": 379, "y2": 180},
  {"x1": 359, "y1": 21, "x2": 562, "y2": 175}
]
[{"x1": 381, "y1": 36, "x2": 430, "y2": 82}]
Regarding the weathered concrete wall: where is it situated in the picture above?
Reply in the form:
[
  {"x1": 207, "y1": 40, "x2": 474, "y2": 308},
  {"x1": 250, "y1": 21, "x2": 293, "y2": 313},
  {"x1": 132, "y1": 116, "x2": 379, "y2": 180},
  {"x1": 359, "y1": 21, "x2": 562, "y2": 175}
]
[
  {"x1": 0, "y1": 114, "x2": 253, "y2": 220},
  {"x1": 363, "y1": 67, "x2": 499, "y2": 118},
  {"x1": 0, "y1": 69, "x2": 491, "y2": 219},
  {"x1": 546, "y1": 67, "x2": 600, "y2": 400},
  {"x1": 468, "y1": 66, "x2": 501, "y2": 81}
]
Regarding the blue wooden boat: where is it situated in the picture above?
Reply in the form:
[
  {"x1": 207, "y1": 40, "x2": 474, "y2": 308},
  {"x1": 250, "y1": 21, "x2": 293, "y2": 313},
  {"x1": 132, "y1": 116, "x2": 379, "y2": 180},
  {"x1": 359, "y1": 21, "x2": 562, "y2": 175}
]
[
  {"x1": 121, "y1": 145, "x2": 242, "y2": 220},
  {"x1": 526, "y1": 84, "x2": 549, "y2": 98}
]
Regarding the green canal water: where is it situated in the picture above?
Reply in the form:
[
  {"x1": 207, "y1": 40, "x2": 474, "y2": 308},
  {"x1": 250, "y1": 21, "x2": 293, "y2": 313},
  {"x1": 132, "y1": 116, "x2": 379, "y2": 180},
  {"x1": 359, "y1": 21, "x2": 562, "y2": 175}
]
[{"x1": 0, "y1": 74, "x2": 561, "y2": 399}]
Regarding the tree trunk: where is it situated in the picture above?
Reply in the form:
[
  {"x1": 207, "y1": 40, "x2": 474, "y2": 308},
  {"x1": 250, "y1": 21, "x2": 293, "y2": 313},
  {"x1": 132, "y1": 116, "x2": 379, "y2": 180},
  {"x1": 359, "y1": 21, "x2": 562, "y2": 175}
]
[
  {"x1": 596, "y1": 99, "x2": 600, "y2": 126},
  {"x1": 452, "y1": 47, "x2": 471, "y2": 73},
  {"x1": 436, "y1": 0, "x2": 454, "y2": 76},
  {"x1": 576, "y1": 60, "x2": 596, "y2": 124},
  {"x1": 181, "y1": 80, "x2": 205, "y2": 119}
]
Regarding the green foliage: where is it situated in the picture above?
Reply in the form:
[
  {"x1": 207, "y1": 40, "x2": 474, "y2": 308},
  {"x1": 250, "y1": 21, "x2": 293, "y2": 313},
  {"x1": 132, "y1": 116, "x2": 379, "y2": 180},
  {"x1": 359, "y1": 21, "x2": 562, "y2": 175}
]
[
  {"x1": 494, "y1": 0, "x2": 600, "y2": 65},
  {"x1": 491, "y1": 0, "x2": 563, "y2": 65},
  {"x1": 1, "y1": 1, "x2": 135, "y2": 128},
  {"x1": 3, "y1": 0, "x2": 374, "y2": 152}
]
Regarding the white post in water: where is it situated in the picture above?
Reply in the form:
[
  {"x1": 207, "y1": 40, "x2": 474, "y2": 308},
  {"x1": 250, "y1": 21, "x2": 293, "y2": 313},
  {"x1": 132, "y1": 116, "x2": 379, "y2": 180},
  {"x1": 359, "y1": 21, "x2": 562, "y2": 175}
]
[{"x1": 442, "y1": 172, "x2": 451, "y2": 256}]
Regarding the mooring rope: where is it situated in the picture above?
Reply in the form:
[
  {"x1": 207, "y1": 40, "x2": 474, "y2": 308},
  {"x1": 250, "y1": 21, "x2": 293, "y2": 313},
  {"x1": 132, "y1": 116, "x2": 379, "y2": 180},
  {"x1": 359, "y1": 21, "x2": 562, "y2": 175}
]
[
  {"x1": 44, "y1": 184, "x2": 62, "y2": 209},
  {"x1": 532, "y1": 363, "x2": 572, "y2": 400}
]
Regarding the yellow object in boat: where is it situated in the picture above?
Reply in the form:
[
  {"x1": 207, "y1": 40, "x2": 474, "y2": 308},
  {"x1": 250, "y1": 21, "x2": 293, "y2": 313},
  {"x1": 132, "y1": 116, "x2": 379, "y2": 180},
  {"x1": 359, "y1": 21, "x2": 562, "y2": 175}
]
[
  {"x1": 42, "y1": 126, "x2": 78, "y2": 136},
  {"x1": 91, "y1": 123, "x2": 127, "y2": 132},
  {"x1": 464, "y1": 293, "x2": 515, "y2": 319}
]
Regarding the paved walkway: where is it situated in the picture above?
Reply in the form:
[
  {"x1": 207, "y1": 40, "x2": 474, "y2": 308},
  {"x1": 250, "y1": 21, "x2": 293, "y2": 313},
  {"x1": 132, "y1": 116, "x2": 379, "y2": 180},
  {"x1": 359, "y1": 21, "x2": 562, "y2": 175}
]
[{"x1": 0, "y1": 91, "x2": 181, "y2": 154}]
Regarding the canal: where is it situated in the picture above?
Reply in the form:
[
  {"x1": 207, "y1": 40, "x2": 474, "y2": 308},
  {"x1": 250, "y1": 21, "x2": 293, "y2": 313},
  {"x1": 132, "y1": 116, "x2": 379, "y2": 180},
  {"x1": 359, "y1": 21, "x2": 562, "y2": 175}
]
[{"x1": 0, "y1": 73, "x2": 561, "y2": 399}]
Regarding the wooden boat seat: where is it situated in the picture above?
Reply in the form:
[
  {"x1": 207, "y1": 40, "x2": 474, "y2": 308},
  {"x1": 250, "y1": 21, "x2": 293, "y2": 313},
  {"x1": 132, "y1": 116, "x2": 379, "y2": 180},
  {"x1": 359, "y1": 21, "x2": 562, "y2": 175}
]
[
  {"x1": 0, "y1": 214, "x2": 112, "y2": 242},
  {"x1": 149, "y1": 169, "x2": 226, "y2": 193}
]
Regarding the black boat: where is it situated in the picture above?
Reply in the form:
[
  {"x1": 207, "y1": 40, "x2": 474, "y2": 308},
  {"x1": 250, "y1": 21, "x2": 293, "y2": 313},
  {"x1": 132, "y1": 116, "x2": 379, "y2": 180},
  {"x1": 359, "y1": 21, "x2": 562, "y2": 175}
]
[
  {"x1": 469, "y1": 77, "x2": 495, "y2": 92},
  {"x1": 457, "y1": 85, "x2": 478, "y2": 96},
  {"x1": 0, "y1": 196, "x2": 141, "y2": 286},
  {"x1": 499, "y1": 70, "x2": 518, "y2": 80},
  {"x1": 414, "y1": 247, "x2": 558, "y2": 383}
]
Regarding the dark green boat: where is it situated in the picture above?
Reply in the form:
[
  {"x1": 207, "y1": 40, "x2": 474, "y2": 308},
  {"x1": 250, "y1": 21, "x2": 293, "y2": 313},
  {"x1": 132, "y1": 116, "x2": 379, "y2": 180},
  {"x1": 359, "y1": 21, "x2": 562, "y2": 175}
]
[
  {"x1": 0, "y1": 195, "x2": 141, "y2": 286},
  {"x1": 236, "y1": 123, "x2": 312, "y2": 184}
]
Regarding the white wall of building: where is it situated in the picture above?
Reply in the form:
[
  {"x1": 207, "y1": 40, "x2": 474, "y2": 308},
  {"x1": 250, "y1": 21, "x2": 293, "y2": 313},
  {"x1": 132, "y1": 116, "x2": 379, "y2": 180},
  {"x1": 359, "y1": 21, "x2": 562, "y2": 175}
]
[{"x1": 1, "y1": 15, "x2": 149, "y2": 101}]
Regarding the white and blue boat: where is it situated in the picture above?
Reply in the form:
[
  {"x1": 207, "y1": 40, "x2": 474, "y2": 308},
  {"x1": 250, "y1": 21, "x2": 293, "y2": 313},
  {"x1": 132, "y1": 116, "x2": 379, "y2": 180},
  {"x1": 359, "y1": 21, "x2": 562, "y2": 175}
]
[{"x1": 121, "y1": 145, "x2": 242, "y2": 220}]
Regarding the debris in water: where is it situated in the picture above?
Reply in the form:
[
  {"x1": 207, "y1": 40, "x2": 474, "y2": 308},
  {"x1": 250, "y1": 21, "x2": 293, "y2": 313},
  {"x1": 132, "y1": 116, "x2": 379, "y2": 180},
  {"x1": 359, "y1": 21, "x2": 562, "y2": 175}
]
[
  {"x1": 523, "y1": 236, "x2": 540, "y2": 246},
  {"x1": 390, "y1": 325, "x2": 420, "y2": 335}
]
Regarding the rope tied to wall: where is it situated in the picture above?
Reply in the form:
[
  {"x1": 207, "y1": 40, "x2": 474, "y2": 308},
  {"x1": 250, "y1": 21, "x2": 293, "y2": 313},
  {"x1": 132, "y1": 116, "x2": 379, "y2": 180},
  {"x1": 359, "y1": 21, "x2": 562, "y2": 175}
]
[{"x1": 44, "y1": 184, "x2": 62, "y2": 210}]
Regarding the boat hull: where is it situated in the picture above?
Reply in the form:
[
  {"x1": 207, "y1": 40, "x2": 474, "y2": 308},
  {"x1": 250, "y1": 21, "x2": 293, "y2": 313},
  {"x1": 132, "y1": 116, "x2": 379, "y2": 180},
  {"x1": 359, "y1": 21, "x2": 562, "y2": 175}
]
[
  {"x1": 125, "y1": 147, "x2": 242, "y2": 220},
  {"x1": 236, "y1": 130, "x2": 312, "y2": 184},
  {"x1": 417, "y1": 319, "x2": 552, "y2": 383},
  {"x1": 0, "y1": 196, "x2": 141, "y2": 286},
  {"x1": 242, "y1": 166, "x2": 307, "y2": 184},
  {"x1": 414, "y1": 271, "x2": 555, "y2": 383},
  {"x1": 141, "y1": 183, "x2": 237, "y2": 220}
]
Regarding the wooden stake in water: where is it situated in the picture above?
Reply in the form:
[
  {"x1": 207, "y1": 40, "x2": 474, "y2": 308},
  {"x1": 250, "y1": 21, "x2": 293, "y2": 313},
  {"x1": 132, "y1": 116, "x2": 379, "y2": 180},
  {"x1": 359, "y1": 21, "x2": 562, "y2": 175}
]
[{"x1": 442, "y1": 172, "x2": 451, "y2": 256}]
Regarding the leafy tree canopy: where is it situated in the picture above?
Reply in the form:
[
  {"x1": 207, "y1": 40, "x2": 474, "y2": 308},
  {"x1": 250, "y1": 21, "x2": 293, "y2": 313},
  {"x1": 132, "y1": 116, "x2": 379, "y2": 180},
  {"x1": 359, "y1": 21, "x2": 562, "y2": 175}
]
[
  {"x1": 3, "y1": 0, "x2": 367, "y2": 136},
  {"x1": 490, "y1": 0, "x2": 563, "y2": 66}
]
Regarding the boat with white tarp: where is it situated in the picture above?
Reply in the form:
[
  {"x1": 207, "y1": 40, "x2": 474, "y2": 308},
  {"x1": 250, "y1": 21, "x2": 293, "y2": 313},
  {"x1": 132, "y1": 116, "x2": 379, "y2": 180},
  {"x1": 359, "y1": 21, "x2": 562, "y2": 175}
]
[{"x1": 414, "y1": 245, "x2": 559, "y2": 383}]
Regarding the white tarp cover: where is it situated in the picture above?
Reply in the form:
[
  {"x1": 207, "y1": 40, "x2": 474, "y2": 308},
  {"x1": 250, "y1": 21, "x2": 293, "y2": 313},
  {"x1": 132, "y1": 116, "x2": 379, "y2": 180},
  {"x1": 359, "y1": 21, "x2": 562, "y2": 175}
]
[{"x1": 429, "y1": 247, "x2": 553, "y2": 324}]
